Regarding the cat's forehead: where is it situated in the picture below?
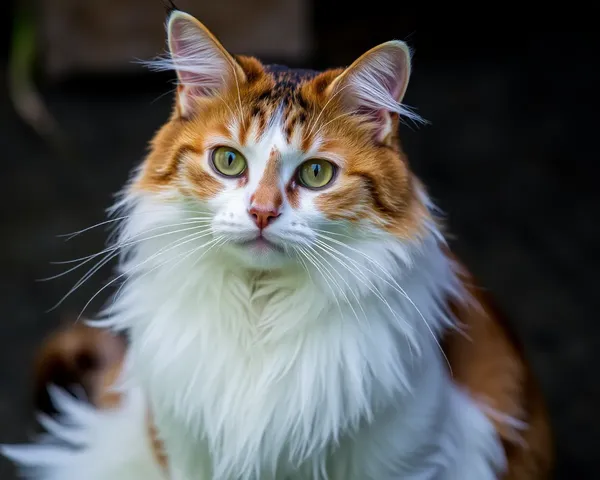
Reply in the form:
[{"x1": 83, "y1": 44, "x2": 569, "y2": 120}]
[
  {"x1": 263, "y1": 65, "x2": 321, "y2": 101},
  {"x1": 224, "y1": 64, "x2": 330, "y2": 156}
]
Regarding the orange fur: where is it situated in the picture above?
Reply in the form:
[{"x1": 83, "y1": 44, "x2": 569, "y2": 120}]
[
  {"x1": 251, "y1": 148, "x2": 283, "y2": 210},
  {"x1": 443, "y1": 261, "x2": 554, "y2": 479},
  {"x1": 34, "y1": 320, "x2": 126, "y2": 415}
]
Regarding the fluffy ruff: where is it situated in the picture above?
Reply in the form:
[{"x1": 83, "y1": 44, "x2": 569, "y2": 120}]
[{"x1": 3, "y1": 194, "x2": 507, "y2": 479}]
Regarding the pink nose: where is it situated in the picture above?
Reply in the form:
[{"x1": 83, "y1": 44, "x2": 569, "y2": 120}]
[{"x1": 248, "y1": 206, "x2": 280, "y2": 230}]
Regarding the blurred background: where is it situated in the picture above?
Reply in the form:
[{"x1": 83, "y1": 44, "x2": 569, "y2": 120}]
[{"x1": 0, "y1": 1, "x2": 597, "y2": 478}]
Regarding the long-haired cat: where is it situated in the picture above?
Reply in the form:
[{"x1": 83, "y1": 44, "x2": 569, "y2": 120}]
[{"x1": 2, "y1": 9, "x2": 553, "y2": 480}]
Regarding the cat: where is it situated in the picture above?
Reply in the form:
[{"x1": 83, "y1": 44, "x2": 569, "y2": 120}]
[{"x1": 2, "y1": 8, "x2": 553, "y2": 480}]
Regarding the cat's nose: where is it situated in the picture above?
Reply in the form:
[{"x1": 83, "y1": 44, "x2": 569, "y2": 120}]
[{"x1": 248, "y1": 206, "x2": 280, "y2": 230}]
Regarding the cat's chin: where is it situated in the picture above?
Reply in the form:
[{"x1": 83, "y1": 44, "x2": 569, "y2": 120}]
[{"x1": 226, "y1": 238, "x2": 292, "y2": 270}]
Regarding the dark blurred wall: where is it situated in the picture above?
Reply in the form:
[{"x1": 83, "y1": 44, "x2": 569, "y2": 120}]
[{"x1": 0, "y1": 2, "x2": 14, "y2": 60}]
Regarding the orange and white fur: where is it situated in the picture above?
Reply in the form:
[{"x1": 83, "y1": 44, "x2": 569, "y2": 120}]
[{"x1": 2, "y1": 9, "x2": 553, "y2": 480}]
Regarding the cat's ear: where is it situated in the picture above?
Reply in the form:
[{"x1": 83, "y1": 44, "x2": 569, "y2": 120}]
[
  {"x1": 327, "y1": 41, "x2": 425, "y2": 140},
  {"x1": 151, "y1": 11, "x2": 246, "y2": 118}
]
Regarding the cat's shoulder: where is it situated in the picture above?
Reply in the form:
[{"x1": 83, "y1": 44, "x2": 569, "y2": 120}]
[{"x1": 444, "y1": 256, "x2": 554, "y2": 479}]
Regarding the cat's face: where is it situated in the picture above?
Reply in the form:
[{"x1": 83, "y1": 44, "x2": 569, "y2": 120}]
[{"x1": 133, "y1": 11, "x2": 429, "y2": 269}]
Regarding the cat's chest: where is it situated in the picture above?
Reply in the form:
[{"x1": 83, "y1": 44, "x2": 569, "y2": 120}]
[
  {"x1": 125, "y1": 257, "x2": 452, "y2": 479},
  {"x1": 134, "y1": 290, "x2": 395, "y2": 477}
]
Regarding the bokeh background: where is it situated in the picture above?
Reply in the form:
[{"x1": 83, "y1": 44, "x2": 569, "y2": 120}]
[{"x1": 0, "y1": 1, "x2": 597, "y2": 478}]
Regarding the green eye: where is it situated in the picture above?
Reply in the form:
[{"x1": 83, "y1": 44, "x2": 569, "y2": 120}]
[
  {"x1": 211, "y1": 146, "x2": 247, "y2": 177},
  {"x1": 297, "y1": 159, "x2": 336, "y2": 189}
]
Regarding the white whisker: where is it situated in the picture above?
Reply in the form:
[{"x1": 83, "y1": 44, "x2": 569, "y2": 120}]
[
  {"x1": 314, "y1": 231, "x2": 452, "y2": 375},
  {"x1": 305, "y1": 245, "x2": 366, "y2": 324},
  {"x1": 77, "y1": 229, "x2": 216, "y2": 321},
  {"x1": 310, "y1": 110, "x2": 358, "y2": 141},
  {"x1": 306, "y1": 83, "x2": 351, "y2": 139},
  {"x1": 313, "y1": 240, "x2": 409, "y2": 328},
  {"x1": 295, "y1": 246, "x2": 343, "y2": 319},
  {"x1": 313, "y1": 239, "x2": 416, "y2": 362},
  {"x1": 48, "y1": 220, "x2": 212, "y2": 269},
  {"x1": 107, "y1": 234, "x2": 224, "y2": 316},
  {"x1": 58, "y1": 211, "x2": 214, "y2": 241},
  {"x1": 222, "y1": 58, "x2": 244, "y2": 130},
  {"x1": 47, "y1": 226, "x2": 214, "y2": 313},
  {"x1": 215, "y1": 75, "x2": 238, "y2": 120},
  {"x1": 46, "y1": 248, "x2": 120, "y2": 313},
  {"x1": 293, "y1": 249, "x2": 313, "y2": 282}
]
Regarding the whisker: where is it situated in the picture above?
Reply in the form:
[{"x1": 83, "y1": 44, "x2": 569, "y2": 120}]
[
  {"x1": 314, "y1": 231, "x2": 452, "y2": 375},
  {"x1": 168, "y1": 235, "x2": 223, "y2": 275},
  {"x1": 221, "y1": 56, "x2": 244, "y2": 129},
  {"x1": 293, "y1": 249, "x2": 313, "y2": 282},
  {"x1": 295, "y1": 247, "x2": 343, "y2": 319},
  {"x1": 312, "y1": 227, "x2": 358, "y2": 242},
  {"x1": 45, "y1": 247, "x2": 118, "y2": 281},
  {"x1": 301, "y1": 247, "x2": 349, "y2": 321},
  {"x1": 59, "y1": 217, "x2": 131, "y2": 241},
  {"x1": 314, "y1": 240, "x2": 406, "y2": 323},
  {"x1": 315, "y1": 232, "x2": 415, "y2": 300},
  {"x1": 189, "y1": 236, "x2": 227, "y2": 270},
  {"x1": 47, "y1": 248, "x2": 121, "y2": 313},
  {"x1": 305, "y1": 245, "x2": 366, "y2": 324},
  {"x1": 313, "y1": 239, "x2": 416, "y2": 361},
  {"x1": 173, "y1": 236, "x2": 229, "y2": 301},
  {"x1": 310, "y1": 110, "x2": 357, "y2": 141},
  {"x1": 215, "y1": 236, "x2": 229, "y2": 253},
  {"x1": 108, "y1": 235, "x2": 224, "y2": 315},
  {"x1": 215, "y1": 75, "x2": 238, "y2": 120},
  {"x1": 47, "y1": 227, "x2": 213, "y2": 313},
  {"x1": 151, "y1": 86, "x2": 178, "y2": 105},
  {"x1": 58, "y1": 211, "x2": 214, "y2": 241},
  {"x1": 306, "y1": 83, "x2": 350, "y2": 139},
  {"x1": 76, "y1": 230, "x2": 217, "y2": 321},
  {"x1": 42, "y1": 225, "x2": 213, "y2": 305},
  {"x1": 50, "y1": 221, "x2": 212, "y2": 267},
  {"x1": 315, "y1": 240, "x2": 390, "y2": 303}
]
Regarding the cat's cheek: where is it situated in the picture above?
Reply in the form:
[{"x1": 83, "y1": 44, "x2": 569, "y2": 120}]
[
  {"x1": 299, "y1": 200, "x2": 324, "y2": 223},
  {"x1": 312, "y1": 175, "x2": 372, "y2": 224},
  {"x1": 208, "y1": 188, "x2": 253, "y2": 226},
  {"x1": 179, "y1": 163, "x2": 225, "y2": 202},
  {"x1": 287, "y1": 193, "x2": 329, "y2": 231}
]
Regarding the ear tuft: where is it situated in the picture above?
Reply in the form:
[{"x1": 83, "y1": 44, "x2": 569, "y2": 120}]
[
  {"x1": 162, "y1": 0, "x2": 179, "y2": 15},
  {"x1": 144, "y1": 11, "x2": 245, "y2": 117},
  {"x1": 328, "y1": 41, "x2": 427, "y2": 134}
]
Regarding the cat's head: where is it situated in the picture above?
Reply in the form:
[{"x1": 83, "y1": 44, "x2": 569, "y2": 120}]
[{"x1": 131, "y1": 10, "x2": 430, "y2": 270}]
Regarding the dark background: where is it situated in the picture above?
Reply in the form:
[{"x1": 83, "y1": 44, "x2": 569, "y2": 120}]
[{"x1": 0, "y1": 1, "x2": 597, "y2": 478}]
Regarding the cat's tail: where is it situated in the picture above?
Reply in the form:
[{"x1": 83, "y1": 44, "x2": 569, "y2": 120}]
[
  {"x1": 33, "y1": 318, "x2": 127, "y2": 414},
  {"x1": 1, "y1": 321, "x2": 161, "y2": 480}
]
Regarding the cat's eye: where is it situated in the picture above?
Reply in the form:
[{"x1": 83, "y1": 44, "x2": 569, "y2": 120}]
[
  {"x1": 297, "y1": 159, "x2": 336, "y2": 189},
  {"x1": 211, "y1": 146, "x2": 247, "y2": 177}
]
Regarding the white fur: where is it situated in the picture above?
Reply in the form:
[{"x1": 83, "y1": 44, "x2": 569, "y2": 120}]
[
  {"x1": 2, "y1": 386, "x2": 163, "y2": 480},
  {"x1": 3, "y1": 13, "x2": 507, "y2": 479}
]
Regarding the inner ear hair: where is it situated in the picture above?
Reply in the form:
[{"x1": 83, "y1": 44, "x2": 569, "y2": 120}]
[
  {"x1": 327, "y1": 41, "x2": 428, "y2": 140},
  {"x1": 144, "y1": 10, "x2": 246, "y2": 118}
]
